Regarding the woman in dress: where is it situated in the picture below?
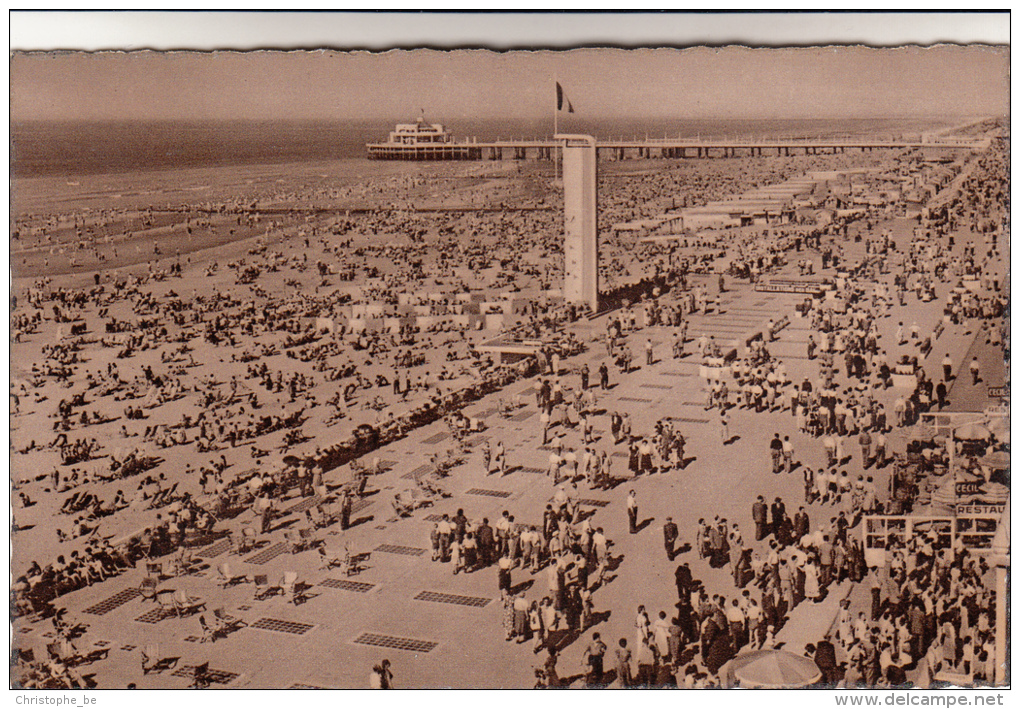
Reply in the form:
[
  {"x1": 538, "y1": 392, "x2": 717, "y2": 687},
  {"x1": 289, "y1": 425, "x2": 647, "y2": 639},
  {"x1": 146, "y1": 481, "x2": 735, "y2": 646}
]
[
  {"x1": 462, "y1": 532, "x2": 477, "y2": 572},
  {"x1": 502, "y1": 594, "x2": 516, "y2": 641},
  {"x1": 804, "y1": 556, "x2": 821, "y2": 603},
  {"x1": 497, "y1": 554, "x2": 512, "y2": 600},
  {"x1": 450, "y1": 539, "x2": 463, "y2": 574}
]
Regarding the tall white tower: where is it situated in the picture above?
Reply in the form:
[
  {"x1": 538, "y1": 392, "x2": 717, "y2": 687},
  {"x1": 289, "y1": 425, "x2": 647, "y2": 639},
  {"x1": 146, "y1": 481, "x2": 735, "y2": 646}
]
[{"x1": 558, "y1": 134, "x2": 598, "y2": 313}]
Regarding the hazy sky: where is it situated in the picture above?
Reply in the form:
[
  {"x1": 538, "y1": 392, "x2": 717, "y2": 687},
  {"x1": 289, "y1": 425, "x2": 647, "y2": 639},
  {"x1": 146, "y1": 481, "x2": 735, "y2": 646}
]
[{"x1": 11, "y1": 46, "x2": 1009, "y2": 122}]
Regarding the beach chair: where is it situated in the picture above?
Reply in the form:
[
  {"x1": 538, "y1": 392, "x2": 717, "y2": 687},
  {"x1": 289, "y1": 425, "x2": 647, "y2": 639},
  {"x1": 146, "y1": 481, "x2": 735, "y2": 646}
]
[
  {"x1": 321, "y1": 499, "x2": 342, "y2": 525},
  {"x1": 212, "y1": 607, "x2": 247, "y2": 637},
  {"x1": 140, "y1": 644, "x2": 178, "y2": 675},
  {"x1": 191, "y1": 661, "x2": 212, "y2": 689},
  {"x1": 284, "y1": 529, "x2": 310, "y2": 554},
  {"x1": 281, "y1": 571, "x2": 308, "y2": 605},
  {"x1": 253, "y1": 574, "x2": 280, "y2": 600},
  {"x1": 176, "y1": 548, "x2": 201, "y2": 576},
  {"x1": 318, "y1": 545, "x2": 344, "y2": 571},
  {"x1": 45, "y1": 641, "x2": 63, "y2": 660},
  {"x1": 228, "y1": 530, "x2": 245, "y2": 555},
  {"x1": 173, "y1": 589, "x2": 206, "y2": 617},
  {"x1": 145, "y1": 561, "x2": 167, "y2": 579},
  {"x1": 215, "y1": 562, "x2": 248, "y2": 589},
  {"x1": 156, "y1": 589, "x2": 177, "y2": 618},
  {"x1": 344, "y1": 551, "x2": 370, "y2": 577},
  {"x1": 298, "y1": 526, "x2": 317, "y2": 550},
  {"x1": 197, "y1": 615, "x2": 215, "y2": 643},
  {"x1": 306, "y1": 505, "x2": 327, "y2": 529},
  {"x1": 240, "y1": 526, "x2": 259, "y2": 553},
  {"x1": 139, "y1": 576, "x2": 159, "y2": 602}
]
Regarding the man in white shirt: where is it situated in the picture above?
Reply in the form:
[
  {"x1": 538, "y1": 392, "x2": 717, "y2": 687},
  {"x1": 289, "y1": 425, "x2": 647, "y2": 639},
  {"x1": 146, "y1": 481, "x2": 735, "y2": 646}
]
[
  {"x1": 436, "y1": 515, "x2": 453, "y2": 562},
  {"x1": 548, "y1": 452, "x2": 562, "y2": 483}
]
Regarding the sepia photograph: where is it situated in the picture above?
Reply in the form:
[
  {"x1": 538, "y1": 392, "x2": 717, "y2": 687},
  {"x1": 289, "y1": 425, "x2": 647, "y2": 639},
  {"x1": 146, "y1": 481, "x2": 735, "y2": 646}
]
[{"x1": 8, "y1": 11, "x2": 1011, "y2": 697}]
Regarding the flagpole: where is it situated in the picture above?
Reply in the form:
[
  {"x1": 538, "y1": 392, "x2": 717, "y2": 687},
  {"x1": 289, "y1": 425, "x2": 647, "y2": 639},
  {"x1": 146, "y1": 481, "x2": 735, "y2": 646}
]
[
  {"x1": 553, "y1": 76, "x2": 559, "y2": 182},
  {"x1": 554, "y1": 74, "x2": 558, "y2": 137}
]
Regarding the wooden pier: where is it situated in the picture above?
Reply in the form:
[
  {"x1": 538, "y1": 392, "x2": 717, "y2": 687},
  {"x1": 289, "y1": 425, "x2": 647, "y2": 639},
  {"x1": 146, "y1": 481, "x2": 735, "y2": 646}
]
[{"x1": 367, "y1": 137, "x2": 989, "y2": 161}]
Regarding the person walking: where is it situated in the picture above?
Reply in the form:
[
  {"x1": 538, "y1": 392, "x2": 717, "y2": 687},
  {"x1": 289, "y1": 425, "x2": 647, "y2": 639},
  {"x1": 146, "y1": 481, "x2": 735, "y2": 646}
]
[
  {"x1": 823, "y1": 433, "x2": 837, "y2": 467},
  {"x1": 719, "y1": 409, "x2": 730, "y2": 445},
  {"x1": 615, "y1": 638, "x2": 634, "y2": 687},
  {"x1": 663, "y1": 517, "x2": 679, "y2": 560},
  {"x1": 599, "y1": 362, "x2": 609, "y2": 390},
  {"x1": 770, "y1": 497, "x2": 786, "y2": 539},
  {"x1": 494, "y1": 440, "x2": 506, "y2": 476},
  {"x1": 769, "y1": 433, "x2": 783, "y2": 474},
  {"x1": 942, "y1": 354, "x2": 953, "y2": 382},
  {"x1": 645, "y1": 338, "x2": 654, "y2": 366},
  {"x1": 782, "y1": 436, "x2": 795, "y2": 473},
  {"x1": 969, "y1": 356, "x2": 981, "y2": 385},
  {"x1": 583, "y1": 633, "x2": 607, "y2": 687},
  {"x1": 626, "y1": 490, "x2": 638, "y2": 534},
  {"x1": 752, "y1": 495, "x2": 769, "y2": 541},
  {"x1": 858, "y1": 430, "x2": 872, "y2": 469},
  {"x1": 482, "y1": 440, "x2": 493, "y2": 473}
]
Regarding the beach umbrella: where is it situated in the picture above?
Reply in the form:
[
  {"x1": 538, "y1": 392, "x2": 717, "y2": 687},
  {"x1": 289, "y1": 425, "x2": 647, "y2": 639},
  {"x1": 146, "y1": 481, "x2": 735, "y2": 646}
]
[
  {"x1": 987, "y1": 417, "x2": 1010, "y2": 438},
  {"x1": 956, "y1": 424, "x2": 991, "y2": 441},
  {"x1": 978, "y1": 451, "x2": 1010, "y2": 470},
  {"x1": 731, "y1": 649, "x2": 822, "y2": 688}
]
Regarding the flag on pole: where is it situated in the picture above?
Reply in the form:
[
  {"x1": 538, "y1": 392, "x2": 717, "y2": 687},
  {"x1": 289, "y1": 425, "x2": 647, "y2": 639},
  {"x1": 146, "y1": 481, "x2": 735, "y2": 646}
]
[{"x1": 556, "y1": 82, "x2": 574, "y2": 113}]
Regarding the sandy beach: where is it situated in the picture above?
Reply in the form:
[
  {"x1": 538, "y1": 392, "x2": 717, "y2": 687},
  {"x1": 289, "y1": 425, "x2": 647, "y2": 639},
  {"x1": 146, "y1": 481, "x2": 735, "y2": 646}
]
[{"x1": 10, "y1": 120, "x2": 1010, "y2": 689}]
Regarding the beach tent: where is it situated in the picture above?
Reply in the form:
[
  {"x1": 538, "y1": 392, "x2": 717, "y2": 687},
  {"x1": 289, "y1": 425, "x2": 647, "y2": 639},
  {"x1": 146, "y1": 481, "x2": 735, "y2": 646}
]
[{"x1": 727, "y1": 649, "x2": 822, "y2": 688}]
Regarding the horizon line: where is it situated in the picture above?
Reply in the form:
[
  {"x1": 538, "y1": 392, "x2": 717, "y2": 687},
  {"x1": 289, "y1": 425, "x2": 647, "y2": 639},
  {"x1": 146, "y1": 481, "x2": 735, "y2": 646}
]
[{"x1": 11, "y1": 113, "x2": 1002, "y2": 123}]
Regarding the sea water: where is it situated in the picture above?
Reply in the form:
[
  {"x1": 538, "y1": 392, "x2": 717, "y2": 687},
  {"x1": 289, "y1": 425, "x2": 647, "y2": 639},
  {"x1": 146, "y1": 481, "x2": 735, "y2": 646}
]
[{"x1": 11, "y1": 116, "x2": 948, "y2": 179}]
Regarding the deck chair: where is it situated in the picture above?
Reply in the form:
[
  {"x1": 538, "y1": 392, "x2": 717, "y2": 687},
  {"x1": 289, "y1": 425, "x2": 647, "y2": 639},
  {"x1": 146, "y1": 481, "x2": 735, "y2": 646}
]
[
  {"x1": 140, "y1": 644, "x2": 178, "y2": 674},
  {"x1": 176, "y1": 548, "x2": 201, "y2": 576},
  {"x1": 212, "y1": 607, "x2": 247, "y2": 636},
  {"x1": 284, "y1": 529, "x2": 303, "y2": 554},
  {"x1": 156, "y1": 589, "x2": 178, "y2": 618},
  {"x1": 190, "y1": 661, "x2": 212, "y2": 689},
  {"x1": 318, "y1": 545, "x2": 343, "y2": 571},
  {"x1": 281, "y1": 571, "x2": 307, "y2": 605},
  {"x1": 344, "y1": 551, "x2": 370, "y2": 577},
  {"x1": 298, "y1": 526, "x2": 317, "y2": 550},
  {"x1": 52, "y1": 641, "x2": 109, "y2": 667},
  {"x1": 145, "y1": 561, "x2": 166, "y2": 579},
  {"x1": 229, "y1": 531, "x2": 245, "y2": 555},
  {"x1": 253, "y1": 574, "x2": 280, "y2": 600},
  {"x1": 139, "y1": 576, "x2": 159, "y2": 602},
  {"x1": 240, "y1": 527, "x2": 259, "y2": 553},
  {"x1": 173, "y1": 589, "x2": 206, "y2": 617},
  {"x1": 197, "y1": 614, "x2": 215, "y2": 643},
  {"x1": 324, "y1": 499, "x2": 344, "y2": 524},
  {"x1": 216, "y1": 562, "x2": 248, "y2": 589},
  {"x1": 306, "y1": 505, "x2": 327, "y2": 529},
  {"x1": 46, "y1": 642, "x2": 68, "y2": 664}
]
